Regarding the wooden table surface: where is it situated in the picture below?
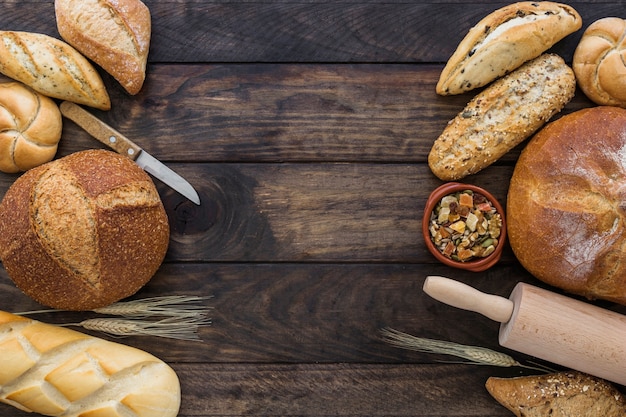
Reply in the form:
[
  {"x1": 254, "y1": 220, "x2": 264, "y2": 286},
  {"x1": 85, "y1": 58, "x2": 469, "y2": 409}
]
[{"x1": 1, "y1": 1, "x2": 625, "y2": 416}]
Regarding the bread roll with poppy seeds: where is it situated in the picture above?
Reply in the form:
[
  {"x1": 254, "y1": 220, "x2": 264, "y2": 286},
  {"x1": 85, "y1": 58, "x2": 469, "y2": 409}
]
[{"x1": 0, "y1": 149, "x2": 169, "y2": 311}]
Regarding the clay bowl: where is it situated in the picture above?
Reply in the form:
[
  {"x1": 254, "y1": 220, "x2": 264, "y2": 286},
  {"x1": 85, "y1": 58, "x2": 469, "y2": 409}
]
[{"x1": 422, "y1": 182, "x2": 506, "y2": 272}]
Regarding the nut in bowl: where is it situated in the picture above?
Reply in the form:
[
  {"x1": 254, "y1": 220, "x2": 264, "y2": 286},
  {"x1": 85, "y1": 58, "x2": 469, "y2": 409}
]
[{"x1": 422, "y1": 182, "x2": 506, "y2": 272}]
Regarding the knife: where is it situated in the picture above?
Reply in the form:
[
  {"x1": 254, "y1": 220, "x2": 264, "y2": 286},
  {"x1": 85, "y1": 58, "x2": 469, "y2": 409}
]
[{"x1": 59, "y1": 101, "x2": 201, "y2": 205}]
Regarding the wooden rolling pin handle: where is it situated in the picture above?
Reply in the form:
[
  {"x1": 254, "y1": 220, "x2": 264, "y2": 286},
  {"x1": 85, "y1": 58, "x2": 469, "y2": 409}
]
[{"x1": 423, "y1": 276, "x2": 514, "y2": 323}]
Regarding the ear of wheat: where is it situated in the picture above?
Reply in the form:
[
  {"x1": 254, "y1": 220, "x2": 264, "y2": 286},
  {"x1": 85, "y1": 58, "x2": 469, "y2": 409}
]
[
  {"x1": 381, "y1": 327, "x2": 554, "y2": 373},
  {"x1": 62, "y1": 316, "x2": 212, "y2": 341}
]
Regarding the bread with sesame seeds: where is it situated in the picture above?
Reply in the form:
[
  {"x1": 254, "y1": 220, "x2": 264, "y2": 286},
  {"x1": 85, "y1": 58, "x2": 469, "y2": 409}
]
[
  {"x1": 0, "y1": 149, "x2": 169, "y2": 310},
  {"x1": 436, "y1": 1, "x2": 581, "y2": 95},
  {"x1": 485, "y1": 371, "x2": 626, "y2": 417},
  {"x1": 428, "y1": 53, "x2": 575, "y2": 181}
]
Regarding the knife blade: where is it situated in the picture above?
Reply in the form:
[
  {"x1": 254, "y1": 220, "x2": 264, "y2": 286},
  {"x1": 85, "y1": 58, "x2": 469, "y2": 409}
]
[{"x1": 59, "y1": 101, "x2": 201, "y2": 205}]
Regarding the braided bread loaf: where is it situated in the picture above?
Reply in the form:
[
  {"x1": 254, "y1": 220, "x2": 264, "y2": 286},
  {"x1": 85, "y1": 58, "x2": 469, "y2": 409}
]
[
  {"x1": 0, "y1": 82, "x2": 62, "y2": 173},
  {"x1": 0, "y1": 311, "x2": 180, "y2": 417}
]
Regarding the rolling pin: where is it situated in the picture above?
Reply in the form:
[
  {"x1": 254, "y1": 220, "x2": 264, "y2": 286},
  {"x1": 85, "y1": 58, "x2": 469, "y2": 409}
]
[{"x1": 423, "y1": 276, "x2": 626, "y2": 385}]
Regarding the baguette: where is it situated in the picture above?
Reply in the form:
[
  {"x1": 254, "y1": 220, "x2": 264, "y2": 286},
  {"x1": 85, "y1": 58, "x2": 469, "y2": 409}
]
[
  {"x1": 0, "y1": 310, "x2": 180, "y2": 417},
  {"x1": 436, "y1": 2, "x2": 581, "y2": 95},
  {"x1": 0, "y1": 31, "x2": 110, "y2": 110},
  {"x1": 428, "y1": 53, "x2": 575, "y2": 181},
  {"x1": 55, "y1": 0, "x2": 151, "y2": 95},
  {"x1": 486, "y1": 371, "x2": 626, "y2": 417}
]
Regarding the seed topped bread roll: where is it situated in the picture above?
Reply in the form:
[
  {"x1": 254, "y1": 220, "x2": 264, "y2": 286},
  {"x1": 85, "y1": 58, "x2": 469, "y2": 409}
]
[
  {"x1": 55, "y1": 0, "x2": 152, "y2": 95},
  {"x1": 508, "y1": 106, "x2": 626, "y2": 305},
  {"x1": 437, "y1": 1, "x2": 581, "y2": 95},
  {"x1": 0, "y1": 82, "x2": 62, "y2": 173},
  {"x1": 486, "y1": 372, "x2": 626, "y2": 417},
  {"x1": 573, "y1": 17, "x2": 626, "y2": 107},
  {"x1": 429, "y1": 54, "x2": 575, "y2": 181},
  {"x1": 0, "y1": 149, "x2": 170, "y2": 310}
]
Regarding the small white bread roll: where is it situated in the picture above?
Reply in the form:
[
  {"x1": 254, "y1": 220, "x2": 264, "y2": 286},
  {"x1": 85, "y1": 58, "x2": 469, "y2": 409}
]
[
  {"x1": 573, "y1": 17, "x2": 626, "y2": 107},
  {"x1": 0, "y1": 310, "x2": 181, "y2": 417},
  {"x1": 437, "y1": 1, "x2": 581, "y2": 95},
  {"x1": 0, "y1": 82, "x2": 62, "y2": 173},
  {"x1": 55, "y1": 0, "x2": 151, "y2": 95},
  {"x1": 0, "y1": 31, "x2": 110, "y2": 110}
]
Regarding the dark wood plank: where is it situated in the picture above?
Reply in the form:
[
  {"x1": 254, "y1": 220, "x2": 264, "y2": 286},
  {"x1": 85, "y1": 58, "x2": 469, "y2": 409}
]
[
  {"x1": 54, "y1": 64, "x2": 595, "y2": 164},
  {"x1": 0, "y1": 2, "x2": 622, "y2": 63}
]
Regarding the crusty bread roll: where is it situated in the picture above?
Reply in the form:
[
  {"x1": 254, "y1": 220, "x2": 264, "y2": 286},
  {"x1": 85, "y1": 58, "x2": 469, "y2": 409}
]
[
  {"x1": 0, "y1": 31, "x2": 110, "y2": 110},
  {"x1": 0, "y1": 82, "x2": 62, "y2": 173},
  {"x1": 436, "y1": 2, "x2": 581, "y2": 95},
  {"x1": 573, "y1": 17, "x2": 626, "y2": 107},
  {"x1": 508, "y1": 106, "x2": 626, "y2": 305},
  {"x1": 0, "y1": 149, "x2": 169, "y2": 311},
  {"x1": 55, "y1": 0, "x2": 151, "y2": 95},
  {"x1": 486, "y1": 372, "x2": 626, "y2": 417},
  {"x1": 429, "y1": 54, "x2": 575, "y2": 181},
  {"x1": 0, "y1": 310, "x2": 180, "y2": 417}
]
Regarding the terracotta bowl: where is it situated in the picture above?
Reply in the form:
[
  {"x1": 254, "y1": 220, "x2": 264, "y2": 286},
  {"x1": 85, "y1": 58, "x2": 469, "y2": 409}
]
[{"x1": 422, "y1": 182, "x2": 506, "y2": 272}]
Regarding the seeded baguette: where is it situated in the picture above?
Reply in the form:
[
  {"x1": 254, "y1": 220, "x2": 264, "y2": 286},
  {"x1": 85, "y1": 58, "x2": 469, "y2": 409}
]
[
  {"x1": 0, "y1": 31, "x2": 110, "y2": 110},
  {"x1": 436, "y1": 1, "x2": 581, "y2": 95},
  {"x1": 486, "y1": 372, "x2": 626, "y2": 417},
  {"x1": 0, "y1": 310, "x2": 180, "y2": 417},
  {"x1": 428, "y1": 53, "x2": 575, "y2": 181}
]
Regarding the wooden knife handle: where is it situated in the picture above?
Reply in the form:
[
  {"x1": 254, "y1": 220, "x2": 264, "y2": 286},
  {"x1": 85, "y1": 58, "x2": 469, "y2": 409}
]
[
  {"x1": 423, "y1": 276, "x2": 514, "y2": 323},
  {"x1": 59, "y1": 101, "x2": 142, "y2": 160}
]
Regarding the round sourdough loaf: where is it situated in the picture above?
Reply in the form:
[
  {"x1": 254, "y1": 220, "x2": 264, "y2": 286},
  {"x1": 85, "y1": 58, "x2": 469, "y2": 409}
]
[
  {"x1": 573, "y1": 17, "x2": 626, "y2": 107},
  {"x1": 507, "y1": 106, "x2": 626, "y2": 305},
  {"x1": 0, "y1": 149, "x2": 169, "y2": 310},
  {"x1": 0, "y1": 82, "x2": 62, "y2": 173}
]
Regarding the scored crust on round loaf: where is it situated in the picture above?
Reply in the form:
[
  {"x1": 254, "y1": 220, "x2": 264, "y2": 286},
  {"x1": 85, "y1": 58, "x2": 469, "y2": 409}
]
[
  {"x1": 507, "y1": 106, "x2": 626, "y2": 305},
  {"x1": 573, "y1": 17, "x2": 626, "y2": 107},
  {"x1": 0, "y1": 149, "x2": 170, "y2": 310}
]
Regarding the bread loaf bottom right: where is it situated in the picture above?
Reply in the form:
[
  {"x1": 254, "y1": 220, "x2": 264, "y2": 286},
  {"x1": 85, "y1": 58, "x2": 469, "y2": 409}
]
[{"x1": 507, "y1": 106, "x2": 626, "y2": 305}]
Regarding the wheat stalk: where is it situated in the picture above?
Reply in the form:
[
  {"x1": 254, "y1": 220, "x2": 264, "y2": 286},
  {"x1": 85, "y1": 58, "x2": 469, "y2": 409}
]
[
  {"x1": 16, "y1": 295, "x2": 212, "y2": 319},
  {"x1": 62, "y1": 316, "x2": 212, "y2": 341},
  {"x1": 381, "y1": 327, "x2": 554, "y2": 372}
]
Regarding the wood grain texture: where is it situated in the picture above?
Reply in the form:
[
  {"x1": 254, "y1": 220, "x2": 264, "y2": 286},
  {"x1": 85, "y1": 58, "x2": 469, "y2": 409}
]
[{"x1": 1, "y1": 1, "x2": 626, "y2": 416}]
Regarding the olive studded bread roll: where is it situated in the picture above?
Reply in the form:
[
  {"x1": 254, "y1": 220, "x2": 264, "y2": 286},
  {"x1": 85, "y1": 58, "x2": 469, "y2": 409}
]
[
  {"x1": 0, "y1": 82, "x2": 62, "y2": 173},
  {"x1": 573, "y1": 17, "x2": 626, "y2": 107},
  {"x1": 0, "y1": 149, "x2": 170, "y2": 311},
  {"x1": 436, "y1": 1, "x2": 581, "y2": 95},
  {"x1": 0, "y1": 310, "x2": 181, "y2": 417},
  {"x1": 428, "y1": 53, "x2": 576, "y2": 181},
  {"x1": 0, "y1": 31, "x2": 110, "y2": 110}
]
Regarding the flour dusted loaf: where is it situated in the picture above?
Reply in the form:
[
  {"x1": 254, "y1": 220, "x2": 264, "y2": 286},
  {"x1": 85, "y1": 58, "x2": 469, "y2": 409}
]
[
  {"x1": 436, "y1": 1, "x2": 581, "y2": 95},
  {"x1": 486, "y1": 371, "x2": 626, "y2": 417},
  {"x1": 573, "y1": 17, "x2": 626, "y2": 107},
  {"x1": 0, "y1": 82, "x2": 62, "y2": 173},
  {"x1": 0, "y1": 149, "x2": 169, "y2": 310},
  {"x1": 0, "y1": 310, "x2": 180, "y2": 417},
  {"x1": 508, "y1": 106, "x2": 626, "y2": 305},
  {"x1": 429, "y1": 53, "x2": 575, "y2": 181},
  {"x1": 0, "y1": 31, "x2": 110, "y2": 110},
  {"x1": 55, "y1": 0, "x2": 151, "y2": 95}
]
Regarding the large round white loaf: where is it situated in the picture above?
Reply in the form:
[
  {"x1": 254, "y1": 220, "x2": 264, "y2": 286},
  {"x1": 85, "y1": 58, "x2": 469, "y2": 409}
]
[
  {"x1": 508, "y1": 106, "x2": 626, "y2": 305},
  {"x1": 0, "y1": 310, "x2": 180, "y2": 417}
]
